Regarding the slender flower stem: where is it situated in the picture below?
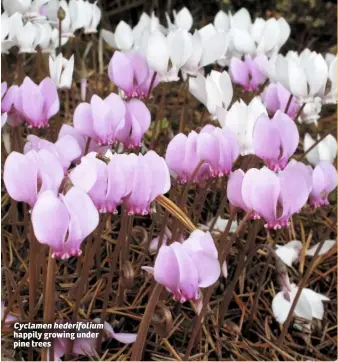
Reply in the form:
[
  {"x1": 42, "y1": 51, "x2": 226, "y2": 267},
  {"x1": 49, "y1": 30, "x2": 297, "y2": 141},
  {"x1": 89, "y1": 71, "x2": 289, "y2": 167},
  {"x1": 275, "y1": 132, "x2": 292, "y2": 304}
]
[
  {"x1": 183, "y1": 285, "x2": 214, "y2": 360},
  {"x1": 171, "y1": 160, "x2": 205, "y2": 242},
  {"x1": 145, "y1": 72, "x2": 158, "y2": 103},
  {"x1": 84, "y1": 137, "x2": 91, "y2": 155},
  {"x1": 70, "y1": 214, "x2": 108, "y2": 352},
  {"x1": 294, "y1": 102, "x2": 306, "y2": 122},
  {"x1": 131, "y1": 283, "x2": 163, "y2": 360},
  {"x1": 179, "y1": 77, "x2": 189, "y2": 133},
  {"x1": 58, "y1": 17, "x2": 63, "y2": 55},
  {"x1": 41, "y1": 250, "x2": 56, "y2": 361},
  {"x1": 277, "y1": 235, "x2": 330, "y2": 345},
  {"x1": 184, "y1": 209, "x2": 251, "y2": 360},
  {"x1": 218, "y1": 211, "x2": 254, "y2": 324},
  {"x1": 284, "y1": 94, "x2": 293, "y2": 114},
  {"x1": 98, "y1": 210, "x2": 127, "y2": 348},
  {"x1": 208, "y1": 177, "x2": 227, "y2": 232}
]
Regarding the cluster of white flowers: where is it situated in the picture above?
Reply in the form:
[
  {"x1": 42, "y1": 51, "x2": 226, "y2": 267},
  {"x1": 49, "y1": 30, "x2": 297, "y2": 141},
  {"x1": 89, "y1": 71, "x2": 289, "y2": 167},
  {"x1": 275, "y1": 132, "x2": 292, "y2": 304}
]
[{"x1": 1, "y1": 0, "x2": 101, "y2": 55}]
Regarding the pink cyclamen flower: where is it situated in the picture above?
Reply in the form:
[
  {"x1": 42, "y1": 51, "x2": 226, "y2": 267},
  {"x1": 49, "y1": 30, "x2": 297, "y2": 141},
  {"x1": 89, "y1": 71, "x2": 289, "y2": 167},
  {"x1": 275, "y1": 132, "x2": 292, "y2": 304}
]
[
  {"x1": 73, "y1": 94, "x2": 150, "y2": 148},
  {"x1": 73, "y1": 93, "x2": 126, "y2": 146},
  {"x1": 143, "y1": 230, "x2": 220, "y2": 303},
  {"x1": 229, "y1": 55, "x2": 266, "y2": 92},
  {"x1": 70, "y1": 152, "x2": 129, "y2": 213},
  {"x1": 4, "y1": 149, "x2": 64, "y2": 208},
  {"x1": 108, "y1": 51, "x2": 159, "y2": 99},
  {"x1": 32, "y1": 187, "x2": 99, "y2": 259},
  {"x1": 261, "y1": 82, "x2": 300, "y2": 118},
  {"x1": 14, "y1": 77, "x2": 59, "y2": 128},
  {"x1": 308, "y1": 161, "x2": 337, "y2": 207},
  {"x1": 122, "y1": 151, "x2": 171, "y2": 215},
  {"x1": 252, "y1": 110, "x2": 299, "y2": 171},
  {"x1": 165, "y1": 131, "x2": 212, "y2": 184},
  {"x1": 115, "y1": 98, "x2": 151, "y2": 149},
  {"x1": 1, "y1": 84, "x2": 24, "y2": 127},
  {"x1": 57, "y1": 124, "x2": 109, "y2": 163},
  {"x1": 197, "y1": 125, "x2": 240, "y2": 177},
  {"x1": 227, "y1": 161, "x2": 312, "y2": 229},
  {"x1": 24, "y1": 134, "x2": 82, "y2": 172}
]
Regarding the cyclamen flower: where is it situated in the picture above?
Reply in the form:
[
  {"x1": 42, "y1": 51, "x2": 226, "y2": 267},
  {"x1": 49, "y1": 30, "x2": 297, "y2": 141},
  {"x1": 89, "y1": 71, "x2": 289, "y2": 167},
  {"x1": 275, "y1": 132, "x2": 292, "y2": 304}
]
[
  {"x1": 261, "y1": 82, "x2": 300, "y2": 119},
  {"x1": 272, "y1": 283, "x2": 329, "y2": 324},
  {"x1": 275, "y1": 239, "x2": 336, "y2": 267},
  {"x1": 49, "y1": 54, "x2": 75, "y2": 89},
  {"x1": 24, "y1": 134, "x2": 82, "y2": 173},
  {"x1": 322, "y1": 53, "x2": 337, "y2": 104},
  {"x1": 69, "y1": 152, "x2": 129, "y2": 213},
  {"x1": 74, "y1": 94, "x2": 150, "y2": 148},
  {"x1": 143, "y1": 230, "x2": 220, "y2": 304},
  {"x1": 196, "y1": 125, "x2": 240, "y2": 177},
  {"x1": 14, "y1": 77, "x2": 59, "y2": 128},
  {"x1": 308, "y1": 161, "x2": 337, "y2": 208},
  {"x1": 304, "y1": 133, "x2": 337, "y2": 166},
  {"x1": 108, "y1": 51, "x2": 159, "y2": 99},
  {"x1": 1, "y1": 84, "x2": 23, "y2": 127},
  {"x1": 252, "y1": 111, "x2": 299, "y2": 171},
  {"x1": 4, "y1": 149, "x2": 64, "y2": 208},
  {"x1": 165, "y1": 131, "x2": 211, "y2": 184},
  {"x1": 32, "y1": 187, "x2": 99, "y2": 259},
  {"x1": 219, "y1": 97, "x2": 267, "y2": 156},
  {"x1": 123, "y1": 151, "x2": 171, "y2": 215},
  {"x1": 189, "y1": 70, "x2": 233, "y2": 117},
  {"x1": 227, "y1": 162, "x2": 312, "y2": 228},
  {"x1": 166, "y1": 7, "x2": 193, "y2": 31},
  {"x1": 229, "y1": 55, "x2": 266, "y2": 92}
]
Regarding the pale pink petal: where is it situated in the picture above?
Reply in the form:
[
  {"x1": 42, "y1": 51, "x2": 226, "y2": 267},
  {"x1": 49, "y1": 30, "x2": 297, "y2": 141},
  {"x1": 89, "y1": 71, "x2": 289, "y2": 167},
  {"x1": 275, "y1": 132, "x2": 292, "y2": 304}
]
[
  {"x1": 229, "y1": 58, "x2": 249, "y2": 89},
  {"x1": 73, "y1": 102, "x2": 94, "y2": 138},
  {"x1": 32, "y1": 190, "x2": 69, "y2": 253},
  {"x1": 108, "y1": 51, "x2": 134, "y2": 94},
  {"x1": 165, "y1": 133, "x2": 187, "y2": 180},
  {"x1": 153, "y1": 245, "x2": 180, "y2": 294},
  {"x1": 4, "y1": 151, "x2": 38, "y2": 207},
  {"x1": 227, "y1": 169, "x2": 248, "y2": 211},
  {"x1": 39, "y1": 76, "x2": 60, "y2": 120}
]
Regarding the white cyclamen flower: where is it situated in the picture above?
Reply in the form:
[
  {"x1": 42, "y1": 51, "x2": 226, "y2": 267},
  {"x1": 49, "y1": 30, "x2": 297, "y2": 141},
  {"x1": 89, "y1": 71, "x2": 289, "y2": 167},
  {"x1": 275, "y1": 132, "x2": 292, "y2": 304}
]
[
  {"x1": 304, "y1": 133, "x2": 337, "y2": 166},
  {"x1": 275, "y1": 239, "x2": 336, "y2": 267},
  {"x1": 49, "y1": 54, "x2": 75, "y2": 89},
  {"x1": 218, "y1": 96, "x2": 267, "y2": 155},
  {"x1": 189, "y1": 70, "x2": 233, "y2": 117},
  {"x1": 272, "y1": 283, "x2": 330, "y2": 324}
]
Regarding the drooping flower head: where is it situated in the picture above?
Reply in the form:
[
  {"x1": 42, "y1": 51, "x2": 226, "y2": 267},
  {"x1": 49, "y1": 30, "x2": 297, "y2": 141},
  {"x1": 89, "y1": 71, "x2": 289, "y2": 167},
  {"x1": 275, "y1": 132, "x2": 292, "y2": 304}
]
[
  {"x1": 143, "y1": 230, "x2": 220, "y2": 304},
  {"x1": 14, "y1": 76, "x2": 59, "y2": 128},
  {"x1": 4, "y1": 149, "x2": 64, "y2": 208},
  {"x1": 196, "y1": 125, "x2": 240, "y2": 177},
  {"x1": 108, "y1": 51, "x2": 159, "y2": 99},
  {"x1": 308, "y1": 161, "x2": 337, "y2": 208},
  {"x1": 32, "y1": 187, "x2": 99, "y2": 259},
  {"x1": 122, "y1": 151, "x2": 171, "y2": 215},
  {"x1": 261, "y1": 82, "x2": 300, "y2": 119},
  {"x1": 165, "y1": 131, "x2": 211, "y2": 184},
  {"x1": 229, "y1": 55, "x2": 266, "y2": 92},
  {"x1": 304, "y1": 133, "x2": 337, "y2": 166},
  {"x1": 252, "y1": 110, "x2": 299, "y2": 171},
  {"x1": 73, "y1": 94, "x2": 150, "y2": 149},
  {"x1": 227, "y1": 161, "x2": 312, "y2": 229},
  {"x1": 70, "y1": 152, "x2": 128, "y2": 213}
]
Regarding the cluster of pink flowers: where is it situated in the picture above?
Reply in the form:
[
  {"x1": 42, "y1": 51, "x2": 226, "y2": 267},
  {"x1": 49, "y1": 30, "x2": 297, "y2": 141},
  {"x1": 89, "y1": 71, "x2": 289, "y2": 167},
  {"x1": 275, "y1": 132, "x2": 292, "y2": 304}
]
[
  {"x1": 1, "y1": 77, "x2": 59, "y2": 128},
  {"x1": 165, "y1": 125, "x2": 240, "y2": 183}
]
